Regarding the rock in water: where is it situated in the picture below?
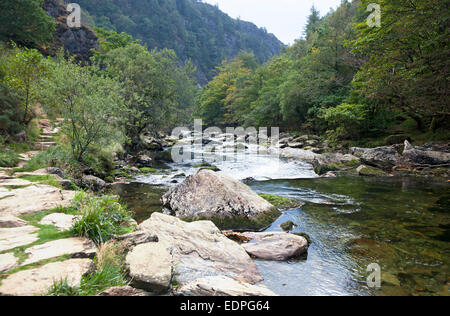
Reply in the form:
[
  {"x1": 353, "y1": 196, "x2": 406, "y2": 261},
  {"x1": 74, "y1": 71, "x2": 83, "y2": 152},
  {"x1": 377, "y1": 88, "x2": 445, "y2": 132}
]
[
  {"x1": 351, "y1": 146, "x2": 400, "y2": 170},
  {"x1": 174, "y1": 276, "x2": 277, "y2": 296},
  {"x1": 125, "y1": 243, "x2": 172, "y2": 293},
  {"x1": 401, "y1": 140, "x2": 450, "y2": 166},
  {"x1": 161, "y1": 170, "x2": 280, "y2": 231},
  {"x1": 0, "y1": 259, "x2": 95, "y2": 296},
  {"x1": 234, "y1": 232, "x2": 309, "y2": 261},
  {"x1": 139, "y1": 213, "x2": 263, "y2": 285}
]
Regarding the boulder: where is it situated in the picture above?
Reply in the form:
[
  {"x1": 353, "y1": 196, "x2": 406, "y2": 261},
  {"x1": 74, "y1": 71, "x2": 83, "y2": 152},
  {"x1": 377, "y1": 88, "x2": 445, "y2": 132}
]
[
  {"x1": 0, "y1": 215, "x2": 27, "y2": 228},
  {"x1": 0, "y1": 226, "x2": 39, "y2": 252},
  {"x1": 139, "y1": 213, "x2": 263, "y2": 285},
  {"x1": 401, "y1": 140, "x2": 450, "y2": 167},
  {"x1": 237, "y1": 232, "x2": 309, "y2": 261},
  {"x1": 114, "y1": 231, "x2": 158, "y2": 248},
  {"x1": 356, "y1": 165, "x2": 388, "y2": 177},
  {"x1": 0, "y1": 259, "x2": 95, "y2": 296},
  {"x1": 81, "y1": 175, "x2": 106, "y2": 192},
  {"x1": 351, "y1": 146, "x2": 400, "y2": 170},
  {"x1": 136, "y1": 154, "x2": 153, "y2": 168},
  {"x1": 0, "y1": 253, "x2": 18, "y2": 273},
  {"x1": 287, "y1": 142, "x2": 304, "y2": 149},
  {"x1": 0, "y1": 184, "x2": 75, "y2": 217},
  {"x1": 142, "y1": 137, "x2": 163, "y2": 151},
  {"x1": 174, "y1": 276, "x2": 277, "y2": 296},
  {"x1": 97, "y1": 286, "x2": 150, "y2": 297},
  {"x1": 39, "y1": 213, "x2": 80, "y2": 231},
  {"x1": 161, "y1": 170, "x2": 280, "y2": 231},
  {"x1": 125, "y1": 243, "x2": 172, "y2": 293},
  {"x1": 22, "y1": 237, "x2": 97, "y2": 266},
  {"x1": 45, "y1": 167, "x2": 64, "y2": 178},
  {"x1": 280, "y1": 221, "x2": 297, "y2": 232}
]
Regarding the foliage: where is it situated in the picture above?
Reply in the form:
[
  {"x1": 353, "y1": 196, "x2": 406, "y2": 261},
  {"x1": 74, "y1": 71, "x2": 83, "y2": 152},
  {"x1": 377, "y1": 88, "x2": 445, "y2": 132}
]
[
  {"x1": 0, "y1": 82, "x2": 24, "y2": 138},
  {"x1": 70, "y1": 194, "x2": 134, "y2": 245},
  {"x1": 351, "y1": 0, "x2": 450, "y2": 131},
  {"x1": 2, "y1": 46, "x2": 48, "y2": 125},
  {"x1": 0, "y1": 0, "x2": 56, "y2": 47},
  {"x1": 98, "y1": 42, "x2": 197, "y2": 150},
  {"x1": 40, "y1": 55, "x2": 124, "y2": 162},
  {"x1": 319, "y1": 103, "x2": 369, "y2": 141},
  {"x1": 0, "y1": 149, "x2": 20, "y2": 167},
  {"x1": 75, "y1": 0, "x2": 283, "y2": 83},
  {"x1": 195, "y1": 0, "x2": 449, "y2": 143}
]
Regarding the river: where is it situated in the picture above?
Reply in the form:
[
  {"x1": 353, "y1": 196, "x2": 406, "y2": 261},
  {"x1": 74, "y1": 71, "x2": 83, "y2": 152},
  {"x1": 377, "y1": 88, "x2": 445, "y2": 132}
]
[{"x1": 111, "y1": 140, "x2": 449, "y2": 296}]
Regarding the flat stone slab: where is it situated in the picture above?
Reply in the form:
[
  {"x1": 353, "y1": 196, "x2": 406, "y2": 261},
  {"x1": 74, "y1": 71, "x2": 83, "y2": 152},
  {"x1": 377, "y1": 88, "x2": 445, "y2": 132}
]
[
  {"x1": 39, "y1": 213, "x2": 80, "y2": 231},
  {"x1": 174, "y1": 276, "x2": 277, "y2": 296},
  {"x1": 22, "y1": 237, "x2": 97, "y2": 266},
  {"x1": 0, "y1": 178, "x2": 32, "y2": 187},
  {"x1": 0, "y1": 226, "x2": 39, "y2": 252},
  {"x1": 0, "y1": 253, "x2": 18, "y2": 273},
  {"x1": 139, "y1": 213, "x2": 263, "y2": 285},
  {"x1": 0, "y1": 215, "x2": 27, "y2": 228},
  {"x1": 126, "y1": 242, "x2": 172, "y2": 293},
  {"x1": 0, "y1": 258, "x2": 95, "y2": 296},
  {"x1": 97, "y1": 286, "x2": 150, "y2": 296},
  {"x1": 0, "y1": 185, "x2": 76, "y2": 217}
]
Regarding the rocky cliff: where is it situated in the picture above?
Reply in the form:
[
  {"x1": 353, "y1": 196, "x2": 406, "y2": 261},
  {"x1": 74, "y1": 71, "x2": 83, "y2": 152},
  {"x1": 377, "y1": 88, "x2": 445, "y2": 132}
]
[{"x1": 41, "y1": 0, "x2": 98, "y2": 62}]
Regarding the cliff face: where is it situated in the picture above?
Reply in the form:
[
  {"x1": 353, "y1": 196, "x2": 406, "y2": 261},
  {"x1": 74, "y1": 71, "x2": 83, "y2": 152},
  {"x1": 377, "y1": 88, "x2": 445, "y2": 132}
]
[{"x1": 42, "y1": 0, "x2": 98, "y2": 62}]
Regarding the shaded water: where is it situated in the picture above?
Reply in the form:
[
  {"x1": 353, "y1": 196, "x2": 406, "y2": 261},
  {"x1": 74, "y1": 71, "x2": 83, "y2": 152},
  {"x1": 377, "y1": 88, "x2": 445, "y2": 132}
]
[{"x1": 112, "y1": 141, "x2": 449, "y2": 296}]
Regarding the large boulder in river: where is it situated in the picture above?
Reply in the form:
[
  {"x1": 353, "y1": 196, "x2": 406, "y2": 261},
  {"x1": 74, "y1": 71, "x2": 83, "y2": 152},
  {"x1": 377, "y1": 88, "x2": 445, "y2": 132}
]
[
  {"x1": 400, "y1": 140, "x2": 450, "y2": 167},
  {"x1": 161, "y1": 170, "x2": 280, "y2": 231},
  {"x1": 139, "y1": 213, "x2": 263, "y2": 285},
  {"x1": 351, "y1": 146, "x2": 400, "y2": 170}
]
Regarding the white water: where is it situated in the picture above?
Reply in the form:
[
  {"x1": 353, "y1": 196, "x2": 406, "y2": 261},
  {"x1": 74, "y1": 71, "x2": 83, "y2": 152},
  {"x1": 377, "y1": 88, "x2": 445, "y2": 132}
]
[{"x1": 136, "y1": 137, "x2": 318, "y2": 185}]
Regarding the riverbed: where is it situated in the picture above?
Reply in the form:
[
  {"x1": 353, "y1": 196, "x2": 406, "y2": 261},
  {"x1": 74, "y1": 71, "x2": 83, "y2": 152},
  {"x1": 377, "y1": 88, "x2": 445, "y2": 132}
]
[{"x1": 111, "y1": 144, "x2": 449, "y2": 296}]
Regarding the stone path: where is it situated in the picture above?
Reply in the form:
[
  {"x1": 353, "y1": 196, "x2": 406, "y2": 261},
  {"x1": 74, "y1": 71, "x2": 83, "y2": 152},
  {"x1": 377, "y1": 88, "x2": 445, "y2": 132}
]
[{"x1": 0, "y1": 259, "x2": 95, "y2": 296}]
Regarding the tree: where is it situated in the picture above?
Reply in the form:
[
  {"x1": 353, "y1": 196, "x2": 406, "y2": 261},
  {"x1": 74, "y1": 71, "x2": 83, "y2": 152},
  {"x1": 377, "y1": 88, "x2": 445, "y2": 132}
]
[
  {"x1": 351, "y1": 0, "x2": 449, "y2": 131},
  {"x1": 40, "y1": 55, "x2": 124, "y2": 162},
  {"x1": 2, "y1": 47, "x2": 48, "y2": 124},
  {"x1": 304, "y1": 5, "x2": 322, "y2": 40},
  {"x1": 0, "y1": 0, "x2": 56, "y2": 47},
  {"x1": 100, "y1": 43, "x2": 195, "y2": 151}
]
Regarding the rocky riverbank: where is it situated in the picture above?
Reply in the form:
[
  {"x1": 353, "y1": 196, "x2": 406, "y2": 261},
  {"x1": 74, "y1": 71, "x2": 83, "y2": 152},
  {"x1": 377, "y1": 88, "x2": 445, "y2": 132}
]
[{"x1": 273, "y1": 133, "x2": 449, "y2": 180}]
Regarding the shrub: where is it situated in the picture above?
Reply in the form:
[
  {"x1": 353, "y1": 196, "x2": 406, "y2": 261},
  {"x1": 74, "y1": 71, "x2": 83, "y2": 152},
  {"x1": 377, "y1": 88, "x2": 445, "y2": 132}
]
[
  {"x1": 0, "y1": 149, "x2": 19, "y2": 167},
  {"x1": 319, "y1": 103, "x2": 369, "y2": 143},
  {"x1": 70, "y1": 194, "x2": 134, "y2": 244}
]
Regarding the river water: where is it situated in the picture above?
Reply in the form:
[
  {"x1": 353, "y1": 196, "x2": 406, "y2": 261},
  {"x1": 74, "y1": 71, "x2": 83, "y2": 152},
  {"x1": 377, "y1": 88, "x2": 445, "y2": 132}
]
[{"x1": 112, "y1": 141, "x2": 449, "y2": 296}]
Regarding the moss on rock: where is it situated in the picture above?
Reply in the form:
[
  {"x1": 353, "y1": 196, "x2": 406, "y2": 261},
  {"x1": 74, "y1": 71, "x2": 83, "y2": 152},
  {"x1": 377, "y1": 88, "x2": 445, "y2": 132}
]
[{"x1": 259, "y1": 194, "x2": 303, "y2": 210}]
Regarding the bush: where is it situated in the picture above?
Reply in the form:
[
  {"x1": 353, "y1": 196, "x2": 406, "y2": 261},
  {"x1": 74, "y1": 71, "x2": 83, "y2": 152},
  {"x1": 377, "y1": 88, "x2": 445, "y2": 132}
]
[
  {"x1": 319, "y1": 103, "x2": 369, "y2": 143},
  {"x1": 17, "y1": 145, "x2": 74, "y2": 172},
  {"x1": 70, "y1": 194, "x2": 134, "y2": 244},
  {"x1": 0, "y1": 150, "x2": 19, "y2": 167}
]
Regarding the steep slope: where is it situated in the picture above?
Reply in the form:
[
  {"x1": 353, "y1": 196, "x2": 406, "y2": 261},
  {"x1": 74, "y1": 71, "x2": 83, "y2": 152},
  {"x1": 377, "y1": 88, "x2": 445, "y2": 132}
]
[
  {"x1": 72, "y1": 0, "x2": 284, "y2": 83},
  {"x1": 42, "y1": 0, "x2": 98, "y2": 62}
]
